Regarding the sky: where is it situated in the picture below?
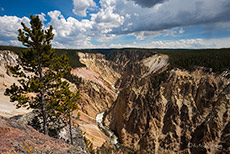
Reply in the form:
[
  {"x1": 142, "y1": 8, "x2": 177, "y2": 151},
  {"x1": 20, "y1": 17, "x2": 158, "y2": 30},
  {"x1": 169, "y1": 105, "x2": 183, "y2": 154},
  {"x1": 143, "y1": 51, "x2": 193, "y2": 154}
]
[{"x1": 0, "y1": 0, "x2": 230, "y2": 49}]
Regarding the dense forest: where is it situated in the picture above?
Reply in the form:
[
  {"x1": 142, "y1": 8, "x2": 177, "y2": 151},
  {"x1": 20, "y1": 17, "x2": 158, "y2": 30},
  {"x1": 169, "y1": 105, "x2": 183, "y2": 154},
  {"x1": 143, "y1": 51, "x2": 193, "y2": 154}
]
[
  {"x1": 55, "y1": 48, "x2": 87, "y2": 68},
  {"x1": 156, "y1": 48, "x2": 230, "y2": 73},
  {"x1": 0, "y1": 45, "x2": 24, "y2": 54},
  {"x1": 1, "y1": 45, "x2": 230, "y2": 73},
  {"x1": 0, "y1": 45, "x2": 96, "y2": 68},
  {"x1": 104, "y1": 48, "x2": 230, "y2": 73}
]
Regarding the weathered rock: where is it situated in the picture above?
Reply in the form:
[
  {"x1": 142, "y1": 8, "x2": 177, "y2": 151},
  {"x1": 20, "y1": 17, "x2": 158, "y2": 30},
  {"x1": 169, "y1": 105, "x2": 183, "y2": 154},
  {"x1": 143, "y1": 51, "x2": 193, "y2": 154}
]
[
  {"x1": 72, "y1": 52, "x2": 122, "y2": 118},
  {"x1": 2, "y1": 49, "x2": 229, "y2": 154},
  {"x1": 0, "y1": 50, "x2": 30, "y2": 117},
  {"x1": 0, "y1": 50, "x2": 113, "y2": 149},
  {"x1": 104, "y1": 68, "x2": 230, "y2": 153},
  {"x1": 0, "y1": 116, "x2": 89, "y2": 154}
]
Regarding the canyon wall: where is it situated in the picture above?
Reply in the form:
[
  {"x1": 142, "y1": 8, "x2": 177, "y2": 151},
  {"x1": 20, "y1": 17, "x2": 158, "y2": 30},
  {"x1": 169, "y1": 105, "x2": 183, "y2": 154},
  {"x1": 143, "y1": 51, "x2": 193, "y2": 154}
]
[
  {"x1": 72, "y1": 52, "x2": 121, "y2": 118},
  {"x1": 104, "y1": 50, "x2": 230, "y2": 153}
]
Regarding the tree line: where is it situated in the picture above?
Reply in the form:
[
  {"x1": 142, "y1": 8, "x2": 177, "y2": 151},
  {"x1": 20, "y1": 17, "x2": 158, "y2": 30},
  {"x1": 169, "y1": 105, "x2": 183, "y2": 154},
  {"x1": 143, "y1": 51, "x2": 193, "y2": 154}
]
[{"x1": 156, "y1": 48, "x2": 230, "y2": 73}]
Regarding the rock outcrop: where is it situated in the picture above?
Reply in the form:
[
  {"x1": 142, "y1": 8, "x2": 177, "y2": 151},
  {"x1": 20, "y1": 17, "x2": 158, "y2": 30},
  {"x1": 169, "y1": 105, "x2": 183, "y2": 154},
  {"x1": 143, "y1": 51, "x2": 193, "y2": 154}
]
[
  {"x1": 72, "y1": 52, "x2": 121, "y2": 118},
  {"x1": 104, "y1": 57, "x2": 230, "y2": 154},
  {"x1": 70, "y1": 52, "x2": 122, "y2": 148},
  {"x1": 0, "y1": 115, "x2": 89, "y2": 154}
]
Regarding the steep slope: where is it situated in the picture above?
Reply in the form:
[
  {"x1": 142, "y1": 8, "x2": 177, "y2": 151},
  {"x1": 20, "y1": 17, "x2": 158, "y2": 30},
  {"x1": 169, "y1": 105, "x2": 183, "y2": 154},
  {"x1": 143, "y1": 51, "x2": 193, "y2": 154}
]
[
  {"x1": 72, "y1": 51, "x2": 161, "y2": 149},
  {"x1": 78, "y1": 52, "x2": 121, "y2": 87},
  {"x1": 0, "y1": 50, "x2": 111, "y2": 149},
  {"x1": 0, "y1": 51, "x2": 31, "y2": 117},
  {"x1": 104, "y1": 64, "x2": 230, "y2": 153},
  {"x1": 71, "y1": 52, "x2": 122, "y2": 118},
  {"x1": 71, "y1": 53, "x2": 120, "y2": 117},
  {"x1": 2, "y1": 49, "x2": 230, "y2": 153},
  {"x1": 70, "y1": 52, "x2": 123, "y2": 148}
]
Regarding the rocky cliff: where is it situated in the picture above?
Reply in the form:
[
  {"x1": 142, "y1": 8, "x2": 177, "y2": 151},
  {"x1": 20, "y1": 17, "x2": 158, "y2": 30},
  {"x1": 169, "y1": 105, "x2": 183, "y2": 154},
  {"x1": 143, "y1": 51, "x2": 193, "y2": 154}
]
[
  {"x1": 70, "y1": 52, "x2": 122, "y2": 148},
  {"x1": 103, "y1": 50, "x2": 230, "y2": 153},
  {"x1": 72, "y1": 52, "x2": 121, "y2": 118}
]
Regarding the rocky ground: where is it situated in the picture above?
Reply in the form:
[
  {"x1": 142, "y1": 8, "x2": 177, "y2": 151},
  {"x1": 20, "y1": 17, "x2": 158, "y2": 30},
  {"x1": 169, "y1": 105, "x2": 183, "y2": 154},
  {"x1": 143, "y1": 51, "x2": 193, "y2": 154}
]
[{"x1": 0, "y1": 115, "x2": 89, "y2": 154}]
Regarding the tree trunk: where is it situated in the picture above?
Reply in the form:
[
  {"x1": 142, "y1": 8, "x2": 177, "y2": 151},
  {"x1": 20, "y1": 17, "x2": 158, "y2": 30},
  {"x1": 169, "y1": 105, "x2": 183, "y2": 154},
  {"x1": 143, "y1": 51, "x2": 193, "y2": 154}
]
[
  {"x1": 38, "y1": 53, "x2": 48, "y2": 135},
  {"x1": 69, "y1": 112, "x2": 73, "y2": 144},
  {"x1": 41, "y1": 89, "x2": 48, "y2": 135}
]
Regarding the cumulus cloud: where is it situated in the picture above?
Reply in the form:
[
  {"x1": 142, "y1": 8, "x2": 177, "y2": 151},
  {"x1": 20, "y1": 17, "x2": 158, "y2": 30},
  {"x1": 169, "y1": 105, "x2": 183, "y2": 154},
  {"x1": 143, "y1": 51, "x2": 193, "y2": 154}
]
[
  {"x1": 91, "y1": 7, "x2": 124, "y2": 29},
  {"x1": 37, "y1": 12, "x2": 47, "y2": 22},
  {"x1": 0, "y1": 15, "x2": 30, "y2": 45},
  {"x1": 92, "y1": 0, "x2": 124, "y2": 28},
  {"x1": 72, "y1": 0, "x2": 96, "y2": 17},
  {"x1": 1, "y1": 0, "x2": 230, "y2": 48},
  {"x1": 47, "y1": 10, "x2": 96, "y2": 48},
  {"x1": 111, "y1": 0, "x2": 230, "y2": 34}
]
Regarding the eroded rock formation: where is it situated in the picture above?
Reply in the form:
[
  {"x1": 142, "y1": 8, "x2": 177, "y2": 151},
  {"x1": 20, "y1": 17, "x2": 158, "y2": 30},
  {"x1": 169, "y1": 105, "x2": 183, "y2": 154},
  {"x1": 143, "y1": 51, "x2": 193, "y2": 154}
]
[
  {"x1": 0, "y1": 115, "x2": 89, "y2": 153},
  {"x1": 0, "y1": 51, "x2": 31, "y2": 117},
  {"x1": 1, "y1": 49, "x2": 230, "y2": 153},
  {"x1": 104, "y1": 54, "x2": 230, "y2": 153}
]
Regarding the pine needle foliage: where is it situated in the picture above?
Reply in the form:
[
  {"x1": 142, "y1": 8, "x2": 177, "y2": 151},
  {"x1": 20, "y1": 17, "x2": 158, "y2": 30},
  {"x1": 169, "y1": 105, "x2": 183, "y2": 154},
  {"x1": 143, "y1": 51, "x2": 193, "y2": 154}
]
[
  {"x1": 53, "y1": 80, "x2": 80, "y2": 144},
  {"x1": 4, "y1": 15, "x2": 79, "y2": 135}
]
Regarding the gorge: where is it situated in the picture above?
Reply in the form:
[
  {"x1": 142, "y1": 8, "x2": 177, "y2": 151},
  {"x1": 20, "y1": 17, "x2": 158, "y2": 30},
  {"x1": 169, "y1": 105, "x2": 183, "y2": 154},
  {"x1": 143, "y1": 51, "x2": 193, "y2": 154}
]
[{"x1": 0, "y1": 48, "x2": 230, "y2": 153}]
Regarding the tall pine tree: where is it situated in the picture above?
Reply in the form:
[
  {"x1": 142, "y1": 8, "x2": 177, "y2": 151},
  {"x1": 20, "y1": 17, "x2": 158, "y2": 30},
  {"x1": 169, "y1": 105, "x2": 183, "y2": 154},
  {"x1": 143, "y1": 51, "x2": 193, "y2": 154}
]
[
  {"x1": 54, "y1": 81, "x2": 80, "y2": 144},
  {"x1": 5, "y1": 15, "x2": 76, "y2": 135}
]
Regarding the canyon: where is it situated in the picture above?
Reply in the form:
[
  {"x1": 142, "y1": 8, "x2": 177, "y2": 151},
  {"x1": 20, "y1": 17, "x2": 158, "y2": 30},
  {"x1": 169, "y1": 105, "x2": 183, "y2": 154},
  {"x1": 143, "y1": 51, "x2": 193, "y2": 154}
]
[{"x1": 0, "y1": 49, "x2": 230, "y2": 153}]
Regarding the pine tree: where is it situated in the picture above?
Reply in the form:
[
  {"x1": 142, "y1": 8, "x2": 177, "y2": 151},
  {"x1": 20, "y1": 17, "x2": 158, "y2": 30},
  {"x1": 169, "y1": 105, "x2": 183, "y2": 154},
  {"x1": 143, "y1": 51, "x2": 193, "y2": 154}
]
[
  {"x1": 5, "y1": 15, "x2": 72, "y2": 135},
  {"x1": 54, "y1": 81, "x2": 80, "y2": 144}
]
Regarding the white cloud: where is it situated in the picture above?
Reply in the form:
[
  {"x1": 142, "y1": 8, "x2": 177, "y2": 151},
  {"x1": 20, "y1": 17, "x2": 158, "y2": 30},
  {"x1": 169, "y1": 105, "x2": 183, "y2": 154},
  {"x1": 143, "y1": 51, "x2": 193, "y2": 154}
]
[
  {"x1": 149, "y1": 38, "x2": 230, "y2": 49},
  {"x1": 111, "y1": 0, "x2": 230, "y2": 34},
  {"x1": 131, "y1": 30, "x2": 176, "y2": 40},
  {"x1": 72, "y1": 0, "x2": 96, "y2": 17},
  {"x1": 150, "y1": 39, "x2": 204, "y2": 48},
  {"x1": 179, "y1": 28, "x2": 184, "y2": 34},
  {"x1": 0, "y1": 15, "x2": 30, "y2": 45},
  {"x1": 9, "y1": 40, "x2": 21, "y2": 46},
  {"x1": 37, "y1": 12, "x2": 47, "y2": 22},
  {"x1": 91, "y1": 0, "x2": 124, "y2": 31},
  {"x1": 107, "y1": 38, "x2": 230, "y2": 49},
  {"x1": 91, "y1": 8, "x2": 124, "y2": 29},
  {"x1": 47, "y1": 10, "x2": 95, "y2": 48}
]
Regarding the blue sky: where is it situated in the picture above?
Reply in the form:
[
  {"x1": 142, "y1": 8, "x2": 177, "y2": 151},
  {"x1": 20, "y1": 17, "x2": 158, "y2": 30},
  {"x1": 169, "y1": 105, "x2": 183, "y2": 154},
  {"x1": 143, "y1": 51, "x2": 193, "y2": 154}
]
[{"x1": 1, "y1": 0, "x2": 230, "y2": 49}]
